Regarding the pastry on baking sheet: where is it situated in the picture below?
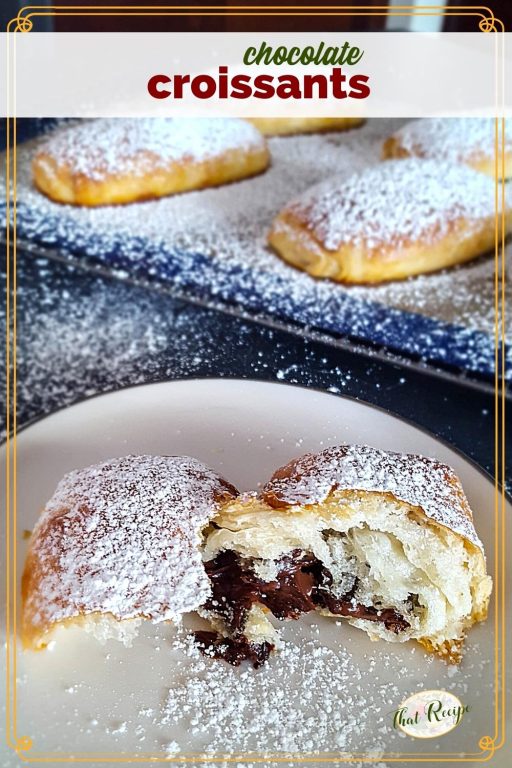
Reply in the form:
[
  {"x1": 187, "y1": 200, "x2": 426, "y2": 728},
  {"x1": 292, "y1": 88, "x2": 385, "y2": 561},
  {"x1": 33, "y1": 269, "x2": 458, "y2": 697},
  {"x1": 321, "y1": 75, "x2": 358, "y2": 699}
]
[
  {"x1": 268, "y1": 158, "x2": 510, "y2": 284},
  {"x1": 382, "y1": 117, "x2": 512, "y2": 179},
  {"x1": 21, "y1": 455, "x2": 238, "y2": 650},
  {"x1": 247, "y1": 117, "x2": 364, "y2": 136},
  {"x1": 203, "y1": 445, "x2": 492, "y2": 664},
  {"x1": 32, "y1": 118, "x2": 270, "y2": 206}
]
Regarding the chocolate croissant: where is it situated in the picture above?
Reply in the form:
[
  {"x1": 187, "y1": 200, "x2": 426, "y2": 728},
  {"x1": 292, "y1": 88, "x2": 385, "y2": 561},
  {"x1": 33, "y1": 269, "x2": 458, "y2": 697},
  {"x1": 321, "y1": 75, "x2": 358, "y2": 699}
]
[
  {"x1": 202, "y1": 445, "x2": 492, "y2": 664},
  {"x1": 382, "y1": 117, "x2": 512, "y2": 179},
  {"x1": 32, "y1": 117, "x2": 270, "y2": 206},
  {"x1": 23, "y1": 446, "x2": 491, "y2": 667},
  {"x1": 21, "y1": 455, "x2": 238, "y2": 650},
  {"x1": 268, "y1": 158, "x2": 510, "y2": 283},
  {"x1": 246, "y1": 117, "x2": 364, "y2": 136}
]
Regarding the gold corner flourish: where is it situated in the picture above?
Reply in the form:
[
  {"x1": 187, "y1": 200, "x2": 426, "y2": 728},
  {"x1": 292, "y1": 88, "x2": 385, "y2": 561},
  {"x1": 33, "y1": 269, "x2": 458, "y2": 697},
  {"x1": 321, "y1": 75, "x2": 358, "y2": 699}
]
[
  {"x1": 15, "y1": 735, "x2": 33, "y2": 753},
  {"x1": 15, "y1": 17, "x2": 33, "y2": 33},
  {"x1": 478, "y1": 735, "x2": 496, "y2": 758},
  {"x1": 12, "y1": 6, "x2": 34, "y2": 33},
  {"x1": 479, "y1": 12, "x2": 497, "y2": 32}
]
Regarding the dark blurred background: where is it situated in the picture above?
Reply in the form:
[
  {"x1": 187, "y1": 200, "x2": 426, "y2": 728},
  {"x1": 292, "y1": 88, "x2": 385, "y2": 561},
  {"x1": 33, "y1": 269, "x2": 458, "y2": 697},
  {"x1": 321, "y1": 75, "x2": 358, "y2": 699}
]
[{"x1": 2, "y1": 0, "x2": 512, "y2": 32}]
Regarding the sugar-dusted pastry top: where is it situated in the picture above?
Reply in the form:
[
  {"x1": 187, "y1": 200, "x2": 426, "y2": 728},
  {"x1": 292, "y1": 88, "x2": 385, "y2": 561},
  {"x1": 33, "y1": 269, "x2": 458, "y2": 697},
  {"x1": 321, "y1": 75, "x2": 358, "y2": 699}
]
[
  {"x1": 262, "y1": 444, "x2": 483, "y2": 551},
  {"x1": 35, "y1": 118, "x2": 267, "y2": 181},
  {"x1": 23, "y1": 455, "x2": 238, "y2": 628},
  {"x1": 385, "y1": 117, "x2": 511, "y2": 164},
  {"x1": 276, "y1": 159, "x2": 497, "y2": 252}
]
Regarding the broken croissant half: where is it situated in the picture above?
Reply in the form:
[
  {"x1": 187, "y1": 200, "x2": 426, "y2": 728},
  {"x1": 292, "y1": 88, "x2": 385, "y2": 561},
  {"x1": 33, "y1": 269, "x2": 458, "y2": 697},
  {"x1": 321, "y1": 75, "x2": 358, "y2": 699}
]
[{"x1": 22, "y1": 446, "x2": 491, "y2": 667}]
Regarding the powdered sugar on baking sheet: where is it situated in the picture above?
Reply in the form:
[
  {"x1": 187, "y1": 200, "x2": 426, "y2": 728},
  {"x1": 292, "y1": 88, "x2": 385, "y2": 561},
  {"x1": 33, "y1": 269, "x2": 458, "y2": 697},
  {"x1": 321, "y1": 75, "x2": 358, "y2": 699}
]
[
  {"x1": 35, "y1": 118, "x2": 265, "y2": 181},
  {"x1": 4, "y1": 118, "x2": 510, "y2": 375},
  {"x1": 25, "y1": 455, "x2": 237, "y2": 632},
  {"x1": 264, "y1": 444, "x2": 484, "y2": 551},
  {"x1": 389, "y1": 117, "x2": 512, "y2": 165},
  {"x1": 282, "y1": 159, "x2": 499, "y2": 251}
]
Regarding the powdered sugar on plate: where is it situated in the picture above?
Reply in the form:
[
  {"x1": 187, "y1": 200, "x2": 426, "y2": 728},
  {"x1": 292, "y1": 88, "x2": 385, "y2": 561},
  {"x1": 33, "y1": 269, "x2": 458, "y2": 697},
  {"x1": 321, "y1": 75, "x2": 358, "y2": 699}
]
[
  {"x1": 147, "y1": 617, "x2": 487, "y2": 762},
  {"x1": 8, "y1": 611, "x2": 492, "y2": 766},
  {"x1": 159, "y1": 629, "x2": 385, "y2": 756},
  {"x1": 7, "y1": 378, "x2": 496, "y2": 765}
]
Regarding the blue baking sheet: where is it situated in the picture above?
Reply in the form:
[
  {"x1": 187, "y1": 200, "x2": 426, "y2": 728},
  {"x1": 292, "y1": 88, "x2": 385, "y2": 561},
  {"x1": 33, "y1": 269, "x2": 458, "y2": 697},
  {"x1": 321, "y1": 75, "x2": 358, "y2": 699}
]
[{"x1": 4, "y1": 119, "x2": 509, "y2": 380}]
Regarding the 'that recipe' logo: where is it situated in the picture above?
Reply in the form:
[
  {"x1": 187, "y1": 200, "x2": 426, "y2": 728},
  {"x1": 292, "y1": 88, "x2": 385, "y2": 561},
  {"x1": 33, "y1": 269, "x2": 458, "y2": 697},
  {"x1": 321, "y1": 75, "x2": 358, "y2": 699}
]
[{"x1": 392, "y1": 690, "x2": 469, "y2": 738}]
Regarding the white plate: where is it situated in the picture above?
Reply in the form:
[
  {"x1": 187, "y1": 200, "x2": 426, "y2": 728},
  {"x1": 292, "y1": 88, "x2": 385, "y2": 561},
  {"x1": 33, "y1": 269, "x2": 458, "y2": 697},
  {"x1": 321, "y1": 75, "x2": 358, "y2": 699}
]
[{"x1": 1, "y1": 379, "x2": 509, "y2": 767}]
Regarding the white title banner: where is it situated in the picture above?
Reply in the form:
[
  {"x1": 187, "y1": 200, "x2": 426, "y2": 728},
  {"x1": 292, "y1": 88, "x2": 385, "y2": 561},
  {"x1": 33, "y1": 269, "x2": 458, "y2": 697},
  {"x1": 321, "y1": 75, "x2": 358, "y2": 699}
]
[{"x1": 1, "y1": 32, "x2": 509, "y2": 117}]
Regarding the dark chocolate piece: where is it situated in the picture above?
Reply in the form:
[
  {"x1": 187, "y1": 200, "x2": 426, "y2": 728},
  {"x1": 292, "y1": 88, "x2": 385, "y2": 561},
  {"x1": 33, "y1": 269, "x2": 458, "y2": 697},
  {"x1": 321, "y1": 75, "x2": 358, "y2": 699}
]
[{"x1": 193, "y1": 630, "x2": 274, "y2": 669}]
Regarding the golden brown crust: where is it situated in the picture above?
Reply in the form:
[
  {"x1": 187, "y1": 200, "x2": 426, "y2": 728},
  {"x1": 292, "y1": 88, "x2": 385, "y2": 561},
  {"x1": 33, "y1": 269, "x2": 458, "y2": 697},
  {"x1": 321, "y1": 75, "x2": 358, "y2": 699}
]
[
  {"x1": 32, "y1": 118, "x2": 270, "y2": 206},
  {"x1": 261, "y1": 444, "x2": 482, "y2": 549},
  {"x1": 22, "y1": 455, "x2": 238, "y2": 650},
  {"x1": 23, "y1": 446, "x2": 491, "y2": 663},
  {"x1": 33, "y1": 146, "x2": 270, "y2": 206},
  {"x1": 417, "y1": 636, "x2": 464, "y2": 665},
  {"x1": 268, "y1": 205, "x2": 501, "y2": 284},
  {"x1": 383, "y1": 132, "x2": 512, "y2": 179},
  {"x1": 268, "y1": 159, "x2": 510, "y2": 284},
  {"x1": 246, "y1": 117, "x2": 364, "y2": 136},
  {"x1": 260, "y1": 444, "x2": 491, "y2": 662}
]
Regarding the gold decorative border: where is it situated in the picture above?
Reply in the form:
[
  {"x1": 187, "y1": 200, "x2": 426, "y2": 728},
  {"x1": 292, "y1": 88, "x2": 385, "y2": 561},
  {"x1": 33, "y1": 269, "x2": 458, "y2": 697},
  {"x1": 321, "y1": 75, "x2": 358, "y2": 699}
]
[{"x1": 4, "y1": 3, "x2": 507, "y2": 763}]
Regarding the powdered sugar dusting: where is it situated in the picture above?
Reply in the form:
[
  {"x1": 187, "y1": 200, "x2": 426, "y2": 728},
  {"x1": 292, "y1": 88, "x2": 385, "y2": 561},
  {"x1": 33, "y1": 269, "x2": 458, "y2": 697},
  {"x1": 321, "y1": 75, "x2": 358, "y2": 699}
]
[
  {"x1": 4, "y1": 118, "x2": 510, "y2": 375},
  {"x1": 10, "y1": 612, "x2": 491, "y2": 764},
  {"x1": 389, "y1": 117, "x2": 511, "y2": 165},
  {"x1": 283, "y1": 159, "x2": 499, "y2": 251},
  {"x1": 35, "y1": 118, "x2": 266, "y2": 181},
  {"x1": 25, "y1": 455, "x2": 237, "y2": 631},
  {"x1": 264, "y1": 444, "x2": 483, "y2": 551},
  {"x1": 159, "y1": 628, "x2": 392, "y2": 758}
]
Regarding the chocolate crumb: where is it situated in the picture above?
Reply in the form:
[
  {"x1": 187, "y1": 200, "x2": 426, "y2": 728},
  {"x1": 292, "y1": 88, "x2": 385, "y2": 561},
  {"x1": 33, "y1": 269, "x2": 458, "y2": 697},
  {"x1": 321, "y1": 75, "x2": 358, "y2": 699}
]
[{"x1": 193, "y1": 630, "x2": 274, "y2": 669}]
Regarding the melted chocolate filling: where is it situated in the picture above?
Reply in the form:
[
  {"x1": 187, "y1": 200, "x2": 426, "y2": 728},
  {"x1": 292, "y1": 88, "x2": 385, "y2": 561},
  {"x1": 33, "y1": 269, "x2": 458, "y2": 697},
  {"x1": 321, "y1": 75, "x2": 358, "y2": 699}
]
[{"x1": 194, "y1": 549, "x2": 411, "y2": 666}]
